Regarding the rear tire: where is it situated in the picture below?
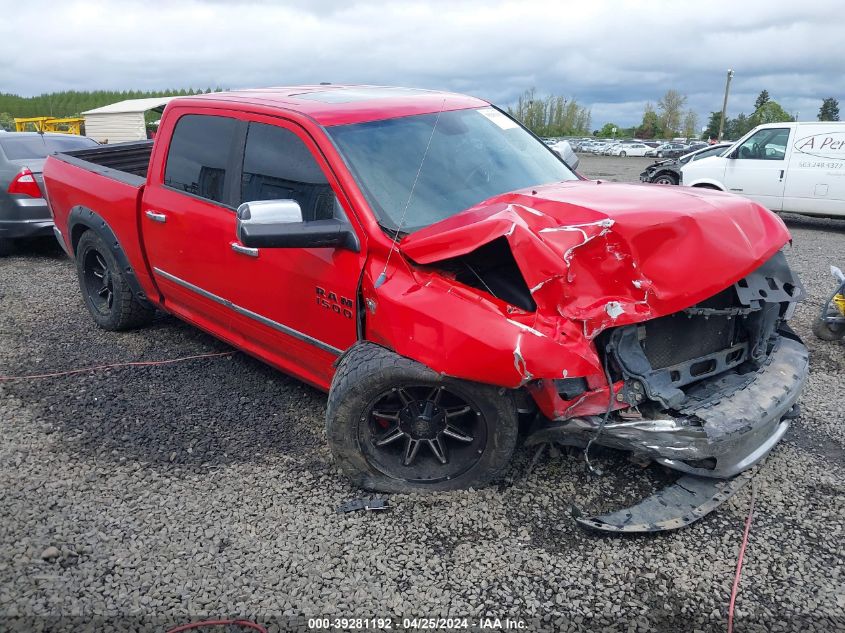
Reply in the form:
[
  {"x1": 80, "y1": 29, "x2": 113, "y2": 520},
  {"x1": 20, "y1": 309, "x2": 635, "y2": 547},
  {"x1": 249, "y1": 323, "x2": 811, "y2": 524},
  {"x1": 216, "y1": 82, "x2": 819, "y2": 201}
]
[
  {"x1": 75, "y1": 230, "x2": 154, "y2": 331},
  {"x1": 620, "y1": 151, "x2": 627, "y2": 157},
  {"x1": 326, "y1": 342, "x2": 519, "y2": 492}
]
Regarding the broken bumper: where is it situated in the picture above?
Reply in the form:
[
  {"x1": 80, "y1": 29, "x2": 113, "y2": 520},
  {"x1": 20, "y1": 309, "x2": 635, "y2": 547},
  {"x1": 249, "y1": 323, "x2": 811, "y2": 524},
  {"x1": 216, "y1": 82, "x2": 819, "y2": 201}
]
[
  {"x1": 645, "y1": 336, "x2": 808, "y2": 478},
  {"x1": 533, "y1": 336, "x2": 808, "y2": 479},
  {"x1": 574, "y1": 467, "x2": 757, "y2": 533}
]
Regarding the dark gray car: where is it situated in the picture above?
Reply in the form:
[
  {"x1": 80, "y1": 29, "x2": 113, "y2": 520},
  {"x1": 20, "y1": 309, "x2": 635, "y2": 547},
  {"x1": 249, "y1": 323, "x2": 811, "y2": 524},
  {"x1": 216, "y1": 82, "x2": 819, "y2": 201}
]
[{"x1": 0, "y1": 132, "x2": 98, "y2": 255}]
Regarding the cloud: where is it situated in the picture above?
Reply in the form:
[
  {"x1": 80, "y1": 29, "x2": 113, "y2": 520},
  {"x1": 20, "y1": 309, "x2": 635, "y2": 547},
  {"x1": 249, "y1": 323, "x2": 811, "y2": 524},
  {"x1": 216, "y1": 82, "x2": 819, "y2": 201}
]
[{"x1": 1, "y1": 0, "x2": 841, "y2": 126}]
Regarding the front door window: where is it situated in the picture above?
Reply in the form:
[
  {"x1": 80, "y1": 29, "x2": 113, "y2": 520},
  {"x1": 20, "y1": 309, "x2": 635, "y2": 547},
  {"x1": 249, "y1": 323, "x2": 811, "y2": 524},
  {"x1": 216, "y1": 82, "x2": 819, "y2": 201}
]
[{"x1": 735, "y1": 128, "x2": 789, "y2": 160}]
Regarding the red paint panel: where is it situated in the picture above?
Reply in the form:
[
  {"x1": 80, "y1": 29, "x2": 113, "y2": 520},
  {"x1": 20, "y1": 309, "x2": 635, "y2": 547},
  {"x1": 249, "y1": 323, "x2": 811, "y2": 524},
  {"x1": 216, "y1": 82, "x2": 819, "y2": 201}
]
[{"x1": 44, "y1": 86, "x2": 795, "y2": 424}]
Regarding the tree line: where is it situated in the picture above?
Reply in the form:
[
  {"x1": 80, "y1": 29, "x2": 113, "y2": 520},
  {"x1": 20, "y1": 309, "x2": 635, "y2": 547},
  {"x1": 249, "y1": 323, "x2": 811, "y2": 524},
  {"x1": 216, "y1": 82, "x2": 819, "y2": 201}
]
[
  {"x1": 506, "y1": 88, "x2": 592, "y2": 137},
  {"x1": 0, "y1": 88, "x2": 224, "y2": 130},
  {"x1": 512, "y1": 86, "x2": 841, "y2": 142},
  {"x1": 630, "y1": 89, "x2": 840, "y2": 142},
  {"x1": 598, "y1": 90, "x2": 701, "y2": 140},
  {"x1": 2, "y1": 87, "x2": 840, "y2": 139}
]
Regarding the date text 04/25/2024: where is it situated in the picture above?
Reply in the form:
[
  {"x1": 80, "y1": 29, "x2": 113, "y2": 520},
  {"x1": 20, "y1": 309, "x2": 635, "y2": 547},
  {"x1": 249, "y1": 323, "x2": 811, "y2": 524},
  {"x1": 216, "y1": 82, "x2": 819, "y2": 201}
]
[{"x1": 307, "y1": 617, "x2": 527, "y2": 630}]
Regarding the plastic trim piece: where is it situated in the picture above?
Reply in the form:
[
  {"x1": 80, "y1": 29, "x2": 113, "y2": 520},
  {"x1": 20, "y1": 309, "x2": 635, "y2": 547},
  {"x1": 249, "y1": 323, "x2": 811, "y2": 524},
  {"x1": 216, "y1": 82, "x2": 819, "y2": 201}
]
[
  {"x1": 67, "y1": 206, "x2": 154, "y2": 310},
  {"x1": 574, "y1": 466, "x2": 756, "y2": 533}
]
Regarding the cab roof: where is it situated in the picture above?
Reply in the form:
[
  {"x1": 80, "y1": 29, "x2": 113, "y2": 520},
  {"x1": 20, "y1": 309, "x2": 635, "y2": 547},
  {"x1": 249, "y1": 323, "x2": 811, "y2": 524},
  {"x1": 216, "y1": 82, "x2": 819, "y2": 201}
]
[{"x1": 176, "y1": 85, "x2": 489, "y2": 126}]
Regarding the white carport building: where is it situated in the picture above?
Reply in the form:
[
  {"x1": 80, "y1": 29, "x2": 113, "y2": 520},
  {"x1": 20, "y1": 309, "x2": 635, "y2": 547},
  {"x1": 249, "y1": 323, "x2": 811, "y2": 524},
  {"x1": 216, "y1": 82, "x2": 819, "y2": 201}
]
[{"x1": 82, "y1": 96, "x2": 178, "y2": 143}]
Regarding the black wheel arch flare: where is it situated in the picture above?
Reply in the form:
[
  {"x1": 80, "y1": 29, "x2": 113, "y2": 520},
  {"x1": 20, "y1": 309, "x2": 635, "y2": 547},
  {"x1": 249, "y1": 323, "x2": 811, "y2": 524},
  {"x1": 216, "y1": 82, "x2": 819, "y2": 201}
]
[{"x1": 67, "y1": 206, "x2": 154, "y2": 310}]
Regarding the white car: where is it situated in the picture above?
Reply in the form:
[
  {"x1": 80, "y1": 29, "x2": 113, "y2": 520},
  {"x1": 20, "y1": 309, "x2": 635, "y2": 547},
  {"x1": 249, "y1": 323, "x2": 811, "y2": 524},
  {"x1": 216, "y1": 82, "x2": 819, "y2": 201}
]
[
  {"x1": 611, "y1": 142, "x2": 652, "y2": 157},
  {"x1": 550, "y1": 140, "x2": 580, "y2": 171},
  {"x1": 681, "y1": 121, "x2": 845, "y2": 217}
]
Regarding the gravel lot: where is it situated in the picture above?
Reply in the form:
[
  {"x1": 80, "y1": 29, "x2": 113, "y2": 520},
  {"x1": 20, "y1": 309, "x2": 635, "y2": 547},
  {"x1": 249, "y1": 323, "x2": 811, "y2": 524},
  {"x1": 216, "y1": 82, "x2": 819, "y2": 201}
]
[{"x1": 1, "y1": 154, "x2": 843, "y2": 632}]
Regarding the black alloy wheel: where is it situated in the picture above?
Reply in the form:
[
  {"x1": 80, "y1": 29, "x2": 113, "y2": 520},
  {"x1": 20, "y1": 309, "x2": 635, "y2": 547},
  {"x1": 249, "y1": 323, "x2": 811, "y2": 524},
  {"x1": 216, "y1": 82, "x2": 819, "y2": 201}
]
[
  {"x1": 74, "y1": 230, "x2": 154, "y2": 331},
  {"x1": 82, "y1": 248, "x2": 115, "y2": 315},
  {"x1": 326, "y1": 342, "x2": 518, "y2": 492},
  {"x1": 360, "y1": 384, "x2": 486, "y2": 483}
]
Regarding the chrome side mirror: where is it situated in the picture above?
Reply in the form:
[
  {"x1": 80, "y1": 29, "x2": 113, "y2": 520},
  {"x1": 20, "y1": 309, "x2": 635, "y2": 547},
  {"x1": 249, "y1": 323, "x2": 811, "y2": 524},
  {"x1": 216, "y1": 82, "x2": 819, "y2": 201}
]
[
  {"x1": 235, "y1": 198, "x2": 359, "y2": 251},
  {"x1": 237, "y1": 199, "x2": 303, "y2": 225}
]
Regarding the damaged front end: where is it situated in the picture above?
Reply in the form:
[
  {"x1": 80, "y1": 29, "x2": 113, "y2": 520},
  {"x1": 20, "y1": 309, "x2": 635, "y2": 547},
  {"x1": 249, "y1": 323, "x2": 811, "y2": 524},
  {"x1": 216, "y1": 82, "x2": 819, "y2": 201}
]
[
  {"x1": 544, "y1": 250, "x2": 808, "y2": 479},
  {"x1": 368, "y1": 181, "x2": 808, "y2": 531}
]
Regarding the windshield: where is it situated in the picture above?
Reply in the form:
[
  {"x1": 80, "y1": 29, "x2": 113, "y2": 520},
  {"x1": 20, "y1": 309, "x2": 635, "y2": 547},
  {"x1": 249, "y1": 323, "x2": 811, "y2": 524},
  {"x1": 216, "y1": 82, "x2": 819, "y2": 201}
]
[
  {"x1": 0, "y1": 135, "x2": 98, "y2": 161},
  {"x1": 692, "y1": 145, "x2": 727, "y2": 160},
  {"x1": 680, "y1": 145, "x2": 727, "y2": 164},
  {"x1": 327, "y1": 107, "x2": 577, "y2": 232}
]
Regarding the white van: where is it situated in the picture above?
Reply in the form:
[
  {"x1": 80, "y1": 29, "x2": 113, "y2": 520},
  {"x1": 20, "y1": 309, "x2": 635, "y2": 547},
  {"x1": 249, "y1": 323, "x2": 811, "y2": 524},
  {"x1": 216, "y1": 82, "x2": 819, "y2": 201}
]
[{"x1": 681, "y1": 122, "x2": 845, "y2": 217}]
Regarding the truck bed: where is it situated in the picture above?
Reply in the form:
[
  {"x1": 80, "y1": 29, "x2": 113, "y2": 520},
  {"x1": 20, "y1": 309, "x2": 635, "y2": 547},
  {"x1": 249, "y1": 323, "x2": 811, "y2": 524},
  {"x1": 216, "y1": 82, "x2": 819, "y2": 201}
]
[
  {"x1": 54, "y1": 140, "x2": 153, "y2": 186},
  {"x1": 43, "y1": 140, "x2": 157, "y2": 303}
]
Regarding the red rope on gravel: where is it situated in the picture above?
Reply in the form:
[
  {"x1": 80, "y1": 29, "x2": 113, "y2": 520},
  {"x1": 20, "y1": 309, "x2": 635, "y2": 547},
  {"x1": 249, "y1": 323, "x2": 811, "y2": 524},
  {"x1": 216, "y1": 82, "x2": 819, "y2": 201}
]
[
  {"x1": 165, "y1": 620, "x2": 267, "y2": 633},
  {"x1": 0, "y1": 351, "x2": 235, "y2": 381},
  {"x1": 727, "y1": 479, "x2": 757, "y2": 633}
]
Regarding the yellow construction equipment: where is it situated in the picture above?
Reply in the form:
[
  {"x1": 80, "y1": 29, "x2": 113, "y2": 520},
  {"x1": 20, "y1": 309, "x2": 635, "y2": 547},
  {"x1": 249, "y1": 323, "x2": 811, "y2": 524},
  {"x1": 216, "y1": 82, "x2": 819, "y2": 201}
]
[{"x1": 14, "y1": 117, "x2": 83, "y2": 135}]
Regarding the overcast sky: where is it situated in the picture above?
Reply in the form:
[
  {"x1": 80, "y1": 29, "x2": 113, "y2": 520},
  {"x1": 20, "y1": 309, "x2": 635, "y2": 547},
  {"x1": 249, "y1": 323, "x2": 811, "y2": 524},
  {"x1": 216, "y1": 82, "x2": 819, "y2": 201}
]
[{"x1": 2, "y1": 0, "x2": 842, "y2": 128}]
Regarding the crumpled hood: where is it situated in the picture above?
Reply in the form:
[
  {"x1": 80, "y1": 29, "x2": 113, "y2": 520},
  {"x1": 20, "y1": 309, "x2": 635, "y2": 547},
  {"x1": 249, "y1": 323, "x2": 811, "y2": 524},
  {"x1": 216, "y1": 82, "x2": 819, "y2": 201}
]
[{"x1": 400, "y1": 180, "x2": 790, "y2": 335}]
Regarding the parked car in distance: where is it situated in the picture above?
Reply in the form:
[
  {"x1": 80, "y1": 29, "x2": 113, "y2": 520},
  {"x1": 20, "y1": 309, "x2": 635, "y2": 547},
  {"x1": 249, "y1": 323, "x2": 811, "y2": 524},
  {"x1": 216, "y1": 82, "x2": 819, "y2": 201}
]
[
  {"x1": 611, "y1": 142, "x2": 652, "y2": 157},
  {"x1": 682, "y1": 121, "x2": 845, "y2": 217},
  {"x1": 645, "y1": 142, "x2": 688, "y2": 158},
  {"x1": 640, "y1": 143, "x2": 732, "y2": 185},
  {"x1": 0, "y1": 132, "x2": 99, "y2": 255},
  {"x1": 550, "y1": 139, "x2": 580, "y2": 171},
  {"x1": 43, "y1": 87, "x2": 808, "y2": 532}
]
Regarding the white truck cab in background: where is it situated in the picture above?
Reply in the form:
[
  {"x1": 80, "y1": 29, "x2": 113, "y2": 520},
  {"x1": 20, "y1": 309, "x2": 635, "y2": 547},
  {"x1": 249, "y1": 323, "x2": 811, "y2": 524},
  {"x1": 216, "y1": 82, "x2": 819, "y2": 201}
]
[{"x1": 681, "y1": 122, "x2": 845, "y2": 217}]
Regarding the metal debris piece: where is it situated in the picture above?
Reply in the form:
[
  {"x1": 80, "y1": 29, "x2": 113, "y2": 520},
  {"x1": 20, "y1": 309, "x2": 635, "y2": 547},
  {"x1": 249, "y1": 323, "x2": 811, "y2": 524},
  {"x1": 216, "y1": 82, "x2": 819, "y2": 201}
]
[
  {"x1": 573, "y1": 468, "x2": 756, "y2": 533},
  {"x1": 336, "y1": 497, "x2": 391, "y2": 513}
]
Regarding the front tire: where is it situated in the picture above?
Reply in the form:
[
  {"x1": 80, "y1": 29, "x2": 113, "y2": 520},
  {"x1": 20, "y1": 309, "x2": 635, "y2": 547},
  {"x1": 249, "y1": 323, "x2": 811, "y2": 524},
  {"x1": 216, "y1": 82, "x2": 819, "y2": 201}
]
[
  {"x1": 654, "y1": 174, "x2": 678, "y2": 185},
  {"x1": 75, "y1": 230, "x2": 154, "y2": 331},
  {"x1": 620, "y1": 151, "x2": 627, "y2": 157},
  {"x1": 326, "y1": 342, "x2": 518, "y2": 492},
  {"x1": 657, "y1": 151, "x2": 664, "y2": 158}
]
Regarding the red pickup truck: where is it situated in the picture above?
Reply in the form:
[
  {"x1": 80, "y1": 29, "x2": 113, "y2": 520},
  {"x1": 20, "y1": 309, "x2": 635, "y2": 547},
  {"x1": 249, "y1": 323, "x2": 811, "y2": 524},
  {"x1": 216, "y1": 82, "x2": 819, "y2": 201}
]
[{"x1": 44, "y1": 86, "x2": 808, "y2": 531}]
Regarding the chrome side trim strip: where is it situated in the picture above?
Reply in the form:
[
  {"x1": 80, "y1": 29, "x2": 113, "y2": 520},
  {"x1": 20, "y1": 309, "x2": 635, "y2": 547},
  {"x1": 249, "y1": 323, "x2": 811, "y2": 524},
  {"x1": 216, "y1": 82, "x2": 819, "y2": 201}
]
[
  {"x1": 53, "y1": 226, "x2": 70, "y2": 257},
  {"x1": 153, "y1": 267, "x2": 342, "y2": 356}
]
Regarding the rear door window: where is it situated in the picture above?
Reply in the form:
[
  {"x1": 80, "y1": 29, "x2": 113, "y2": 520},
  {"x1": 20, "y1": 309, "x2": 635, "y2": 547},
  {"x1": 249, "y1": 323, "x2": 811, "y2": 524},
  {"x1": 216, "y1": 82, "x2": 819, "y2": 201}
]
[{"x1": 164, "y1": 114, "x2": 239, "y2": 204}]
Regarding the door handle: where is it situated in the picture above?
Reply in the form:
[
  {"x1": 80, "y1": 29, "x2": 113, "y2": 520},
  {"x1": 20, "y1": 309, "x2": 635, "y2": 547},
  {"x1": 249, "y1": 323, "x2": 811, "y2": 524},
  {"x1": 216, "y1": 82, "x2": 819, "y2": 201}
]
[
  {"x1": 230, "y1": 242, "x2": 259, "y2": 258},
  {"x1": 145, "y1": 210, "x2": 167, "y2": 223},
  {"x1": 779, "y1": 169, "x2": 785, "y2": 181}
]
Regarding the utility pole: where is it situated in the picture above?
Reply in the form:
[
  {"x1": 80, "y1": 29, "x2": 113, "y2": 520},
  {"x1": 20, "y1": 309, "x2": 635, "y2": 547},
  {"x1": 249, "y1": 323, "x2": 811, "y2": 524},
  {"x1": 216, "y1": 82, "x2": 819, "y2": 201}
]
[{"x1": 718, "y1": 69, "x2": 734, "y2": 141}]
